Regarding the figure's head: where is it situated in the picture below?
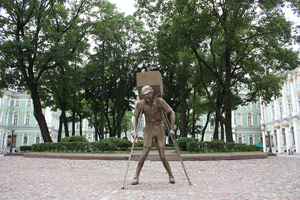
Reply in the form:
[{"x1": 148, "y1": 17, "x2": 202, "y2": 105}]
[{"x1": 141, "y1": 85, "x2": 154, "y2": 103}]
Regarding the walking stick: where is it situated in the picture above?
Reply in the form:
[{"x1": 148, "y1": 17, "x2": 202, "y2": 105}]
[
  {"x1": 121, "y1": 136, "x2": 136, "y2": 189},
  {"x1": 162, "y1": 111, "x2": 192, "y2": 186},
  {"x1": 121, "y1": 111, "x2": 142, "y2": 189}
]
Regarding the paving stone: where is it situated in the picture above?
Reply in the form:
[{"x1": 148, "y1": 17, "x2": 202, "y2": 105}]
[{"x1": 0, "y1": 155, "x2": 299, "y2": 199}]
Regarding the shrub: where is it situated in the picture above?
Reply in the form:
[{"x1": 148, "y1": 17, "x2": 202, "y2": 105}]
[
  {"x1": 102, "y1": 137, "x2": 132, "y2": 151},
  {"x1": 20, "y1": 145, "x2": 32, "y2": 152},
  {"x1": 177, "y1": 138, "x2": 198, "y2": 151},
  {"x1": 31, "y1": 142, "x2": 89, "y2": 152},
  {"x1": 187, "y1": 141, "x2": 200, "y2": 152},
  {"x1": 97, "y1": 140, "x2": 117, "y2": 152},
  {"x1": 208, "y1": 140, "x2": 226, "y2": 152},
  {"x1": 61, "y1": 136, "x2": 88, "y2": 143}
]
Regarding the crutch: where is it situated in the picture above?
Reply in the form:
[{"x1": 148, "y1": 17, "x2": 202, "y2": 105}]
[
  {"x1": 121, "y1": 111, "x2": 142, "y2": 189},
  {"x1": 162, "y1": 111, "x2": 192, "y2": 186}
]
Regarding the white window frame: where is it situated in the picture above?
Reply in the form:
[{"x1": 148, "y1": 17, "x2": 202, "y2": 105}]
[
  {"x1": 247, "y1": 113, "x2": 253, "y2": 126},
  {"x1": 23, "y1": 134, "x2": 28, "y2": 145},
  {"x1": 236, "y1": 113, "x2": 242, "y2": 126},
  {"x1": 13, "y1": 113, "x2": 19, "y2": 125},
  {"x1": 24, "y1": 113, "x2": 30, "y2": 125},
  {"x1": 247, "y1": 103, "x2": 252, "y2": 110},
  {"x1": 26, "y1": 100, "x2": 32, "y2": 107},
  {"x1": 14, "y1": 99, "x2": 20, "y2": 107}
]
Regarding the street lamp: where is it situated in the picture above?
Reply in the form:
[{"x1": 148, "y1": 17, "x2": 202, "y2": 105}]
[
  {"x1": 9, "y1": 130, "x2": 15, "y2": 153},
  {"x1": 268, "y1": 131, "x2": 272, "y2": 153}
]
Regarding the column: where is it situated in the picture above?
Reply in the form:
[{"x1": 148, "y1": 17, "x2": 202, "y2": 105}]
[
  {"x1": 289, "y1": 74, "x2": 297, "y2": 116},
  {"x1": 293, "y1": 118, "x2": 300, "y2": 153},
  {"x1": 285, "y1": 124, "x2": 291, "y2": 153},
  {"x1": 276, "y1": 124, "x2": 282, "y2": 153},
  {"x1": 274, "y1": 99, "x2": 280, "y2": 121},
  {"x1": 281, "y1": 82, "x2": 288, "y2": 119},
  {"x1": 262, "y1": 126, "x2": 267, "y2": 152}
]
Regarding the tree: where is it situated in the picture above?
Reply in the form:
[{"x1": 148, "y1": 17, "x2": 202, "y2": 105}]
[
  {"x1": 0, "y1": 0, "x2": 94, "y2": 142},
  {"x1": 136, "y1": 0, "x2": 300, "y2": 142}
]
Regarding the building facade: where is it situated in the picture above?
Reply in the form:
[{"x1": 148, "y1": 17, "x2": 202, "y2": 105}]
[{"x1": 260, "y1": 69, "x2": 300, "y2": 153}]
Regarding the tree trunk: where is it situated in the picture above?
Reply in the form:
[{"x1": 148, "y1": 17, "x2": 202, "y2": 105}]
[
  {"x1": 58, "y1": 113, "x2": 63, "y2": 142},
  {"x1": 62, "y1": 110, "x2": 69, "y2": 137},
  {"x1": 191, "y1": 110, "x2": 196, "y2": 138},
  {"x1": 179, "y1": 70, "x2": 187, "y2": 137},
  {"x1": 213, "y1": 114, "x2": 219, "y2": 140},
  {"x1": 201, "y1": 111, "x2": 211, "y2": 141},
  {"x1": 94, "y1": 110, "x2": 98, "y2": 141},
  {"x1": 100, "y1": 41, "x2": 105, "y2": 140},
  {"x1": 79, "y1": 115, "x2": 83, "y2": 136},
  {"x1": 72, "y1": 110, "x2": 76, "y2": 136},
  {"x1": 31, "y1": 89, "x2": 52, "y2": 142},
  {"x1": 224, "y1": 47, "x2": 234, "y2": 142},
  {"x1": 221, "y1": 120, "x2": 225, "y2": 141}
]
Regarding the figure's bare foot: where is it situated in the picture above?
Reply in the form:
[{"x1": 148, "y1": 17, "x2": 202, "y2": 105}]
[
  {"x1": 169, "y1": 176, "x2": 175, "y2": 184},
  {"x1": 132, "y1": 177, "x2": 139, "y2": 185}
]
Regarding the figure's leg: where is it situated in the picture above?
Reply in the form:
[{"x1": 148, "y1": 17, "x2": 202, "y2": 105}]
[
  {"x1": 132, "y1": 147, "x2": 151, "y2": 185},
  {"x1": 156, "y1": 138, "x2": 175, "y2": 184}
]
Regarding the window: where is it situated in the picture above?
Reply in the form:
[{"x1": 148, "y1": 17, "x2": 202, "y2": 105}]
[
  {"x1": 0, "y1": 110, "x2": 2, "y2": 124},
  {"x1": 287, "y1": 98, "x2": 292, "y2": 116},
  {"x1": 291, "y1": 127, "x2": 295, "y2": 145},
  {"x1": 249, "y1": 136, "x2": 254, "y2": 145},
  {"x1": 247, "y1": 103, "x2": 252, "y2": 110},
  {"x1": 282, "y1": 129, "x2": 286, "y2": 145},
  {"x1": 26, "y1": 100, "x2": 32, "y2": 107},
  {"x1": 25, "y1": 112, "x2": 30, "y2": 125},
  {"x1": 264, "y1": 110, "x2": 268, "y2": 123},
  {"x1": 298, "y1": 95, "x2": 300, "y2": 113},
  {"x1": 238, "y1": 136, "x2": 243, "y2": 144},
  {"x1": 256, "y1": 102, "x2": 261, "y2": 109},
  {"x1": 14, "y1": 99, "x2": 20, "y2": 107},
  {"x1": 35, "y1": 136, "x2": 40, "y2": 144},
  {"x1": 23, "y1": 134, "x2": 28, "y2": 145},
  {"x1": 279, "y1": 101, "x2": 283, "y2": 119},
  {"x1": 5, "y1": 112, "x2": 8, "y2": 125},
  {"x1": 76, "y1": 122, "x2": 80, "y2": 130},
  {"x1": 257, "y1": 114, "x2": 261, "y2": 126},
  {"x1": 286, "y1": 80, "x2": 290, "y2": 90},
  {"x1": 247, "y1": 113, "x2": 253, "y2": 126},
  {"x1": 271, "y1": 104, "x2": 275, "y2": 121},
  {"x1": 236, "y1": 113, "x2": 242, "y2": 126},
  {"x1": 296, "y1": 75, "x2": 300, "y2": 85},
  {"x1": 13, "y1": 113, "x2": 18, "y2": 125},
  {"x1": 199, "y1": 118, "x2": 204, "y2": 126}
]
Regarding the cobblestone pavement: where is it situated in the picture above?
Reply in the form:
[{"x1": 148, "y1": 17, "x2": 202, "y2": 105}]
[{"x1": 0, "y1": 155, "x2": 299, "y2": 200}]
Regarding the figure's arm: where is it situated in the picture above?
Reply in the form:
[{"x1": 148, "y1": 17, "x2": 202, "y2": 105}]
[
  {"x1": 132, "y1": 101, "x2": 143, "y2": 139},
  {"x1": 159, "y1": 98, "x2": 175, "y2": 136}
]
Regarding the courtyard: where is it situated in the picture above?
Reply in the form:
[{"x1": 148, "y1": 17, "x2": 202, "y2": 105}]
[{"x1": 0, "y1": 155, "x2": 299, "y2": 199}]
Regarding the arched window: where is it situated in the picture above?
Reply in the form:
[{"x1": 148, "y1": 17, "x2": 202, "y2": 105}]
[
  {"x1": 291, "y1": 126, "x2": 295, "y2": 145},
  {"x1": 23, "y1": 134, "x2": 28, "y2": 145},
  {"x1": 247, "y1": 113, "x2": 253, "y2": 126},
  {"x1": 249, "y1": 135, "x2": 254, "y2": 145},
  {"x1": 236, "y1": 113, "x2": 242, "y2": 126},
  {"x1": 13, "y1": 112, "x2": 19, "y2": 125},
  {"x1": 35, "y1": 135, "x2": 40, "y2": 144},
  {"x1": 282, "y1": 128, "x2": 286, "y2": 145},
  {"x1": 25, "y1": 111, "x2": 31, "y2": 125},
  {"x1": 238, "y1": 135, "x2": 243, "y2": 144},
  {"x1": 14, "y1": 98, "x2": 20, "y2": 107},
  {"x1": 26, "y1": 99, "x2": 32, "y2": 107}
]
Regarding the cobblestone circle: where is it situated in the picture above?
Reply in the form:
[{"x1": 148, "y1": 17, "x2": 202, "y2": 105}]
[{"x1": 0, "y1": 155, "x2": 299, "y2": 200}]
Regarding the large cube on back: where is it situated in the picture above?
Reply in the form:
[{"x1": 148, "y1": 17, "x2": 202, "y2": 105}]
[{"x1": 136, "y1": 71, "x2": 163, "y2": 99}]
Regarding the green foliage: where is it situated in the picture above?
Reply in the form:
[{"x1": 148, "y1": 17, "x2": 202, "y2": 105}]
[
  {"x1": 180, "y1": 139, "x2": 260, "y2": 152},
  {"x1": 20, "y1": 145, "x2": 32, "y2": 152},
  {"x1": 31, "y1": 142, "x2": 89, "y2": 152},
  {"x1": 177, "y1": 138, "x2": 198, "y2": 151},
  {"x1": 61, "y1": 136, "x2": 88, "y2": 143},
  {"x1": 101, "y1": 137, "x2": 132, "y2": 151}
]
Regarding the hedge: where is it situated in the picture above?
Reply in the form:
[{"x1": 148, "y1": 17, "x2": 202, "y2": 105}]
[
  {"x1": 61, "y1": 136, "x2": 88, "y2": 143},
  {"x1": 186, "y1": 140, "x2": 260, "y2": 153},
  {"x1": 30, "y1": 137, "x2": 132, "y2": 152},
  {"x1": 20, "y1": 145, "x2": 32, "y2": 152}
]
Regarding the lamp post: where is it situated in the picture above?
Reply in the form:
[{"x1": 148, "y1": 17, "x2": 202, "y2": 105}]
[
  {"x1": 9, "y1": 130, "x2": 15, "y2": 153},
  {"x1": 268, "y1": 131, "x2": 272, "y2": 153}
]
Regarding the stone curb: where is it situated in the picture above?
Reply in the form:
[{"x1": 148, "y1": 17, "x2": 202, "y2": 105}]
[{"x1": 6, "y1": 151, "x2": 270, "y2": 161}]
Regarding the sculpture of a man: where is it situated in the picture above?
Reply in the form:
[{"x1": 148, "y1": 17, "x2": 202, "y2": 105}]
[{"x1": 131, "y1": 85, "x2": 175, "y2": 185}]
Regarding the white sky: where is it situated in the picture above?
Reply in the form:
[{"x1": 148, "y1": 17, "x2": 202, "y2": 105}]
[{"x1": 108, "y1": 0, "x2": 136, "y2": 16}]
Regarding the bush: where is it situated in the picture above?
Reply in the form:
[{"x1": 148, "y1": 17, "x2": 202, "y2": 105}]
[
  {"x1": 61, "y1": 136, "x2": 88, "y2": 143},
  {"x1": 177, "y1": 138, "x2": 198, "y2": 151},
  {"x1": 20, "y1": 145, "x2": 32, "y2": 152},
  {"x1": 97, "y1": 140, "x2": 117, "y2": 152},
  {"x1": 31, "y1": 142, "x2": 89, "y2": 152},
  {"x1": 208, "y1": 140, "x2": 226, "y2": 152},
  {"x1": 102, "y1": 137, "x2": 132, "y2": 151},
  {"x1": 187, "y1": 141, "x2": 200, "y2": 152}
]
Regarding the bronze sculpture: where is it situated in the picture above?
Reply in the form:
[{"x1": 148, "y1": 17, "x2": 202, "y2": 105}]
[{"x1": 131, "y1": 85, "x2": 176, "y2": 185}]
